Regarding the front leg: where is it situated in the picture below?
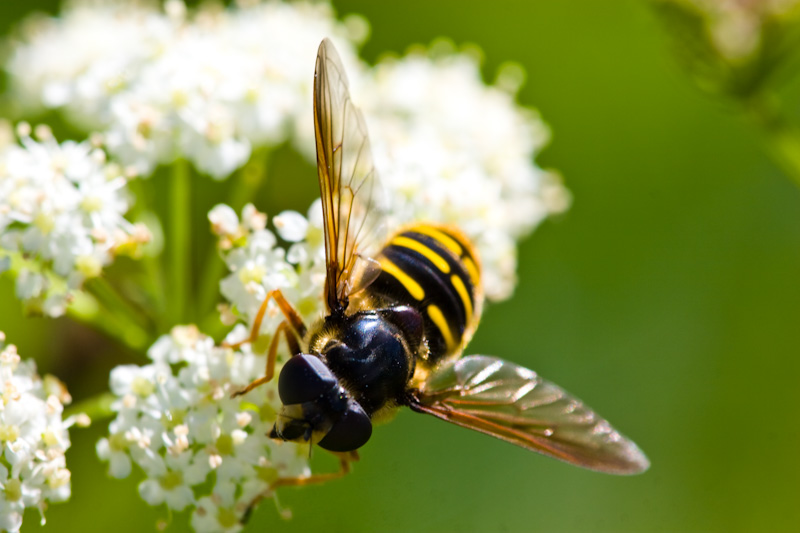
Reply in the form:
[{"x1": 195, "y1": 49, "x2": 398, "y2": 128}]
[
  {"x1": 226, "y1": 289, "x2": 307, "y2": 397},
  {"x1": 231, "y1": 319, "x2": 301, "y2": 398},
  {"x1": 224, "y1": 289, "x2": 307, "y2": 350}
]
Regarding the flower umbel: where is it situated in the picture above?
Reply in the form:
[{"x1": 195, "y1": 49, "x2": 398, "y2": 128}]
[
  {"x1": 6, "y1": 0, "x2": 365, "y2": 179},
  {"x1": 360, "y1": 46, "x2": 568, "y2": 300},
  {"x1": 98, "y1": 326, "x2": 314, "y2": 525},
  {"x1": 216, "y1": 202, "x2": 327, "y2": 334},
  {"x1": 0, "y1": 332, "x2": 76, "y2": 532},
  {"x1": 100, "y1": 202, "x2": 326, "y2": 524},
  {"x1": 0, "y1": 122, "x2": 150, "y2": 317}
]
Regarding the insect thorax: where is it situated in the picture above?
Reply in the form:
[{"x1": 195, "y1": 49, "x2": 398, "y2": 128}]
[{"x1": 305, "y1": 308, "x2": 420, "y2": 417}]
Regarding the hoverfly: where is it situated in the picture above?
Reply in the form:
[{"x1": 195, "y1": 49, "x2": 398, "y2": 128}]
[{"x1": 234, "y1": 38, "x2": 649, "y2": 490}]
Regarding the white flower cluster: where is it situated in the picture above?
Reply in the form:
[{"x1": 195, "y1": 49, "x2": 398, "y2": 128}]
[
  {"x1": 5, "y1": 2, "x2": 172, "y2": 130},
  {"x1": 359, "y1": 49, "x2": 569, "y2": 300},
  {"x1": 97, "y1": 324, "x2": 312, "y2": 531},
  {"x1": 7, "y1": 1, "x2": 565, "y2": 299},
  {"x1": 0, "y1": 123, "x2": 150, "y2": 317},
  {"x1": 211, "y1": 201, "x2": 327, "y2": 333},
  {"x1": 0, "y1": 332, "x2": 77, "y2": 532},
  {"x1": 6, "y1": 0, "x2": 365, "y2": 179},
  {"x1": 97, "y1": 204, "x2": 325, "y2": 527}
]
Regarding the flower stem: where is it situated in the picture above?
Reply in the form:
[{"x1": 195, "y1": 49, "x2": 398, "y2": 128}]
[
  {"x1": 67, "y1": 292, "x2": 150, "y2": 352},
  {"x1": 86, "y1": 276, "x2": 151, "y2": 331},
  {"x1": 142, "y1": 248, "x2": 169, "y2": 333},
  {"x1": 196, "y1": 149, "x2": 271, "y2": 320},
  {"x1": 746, "y1": 94, "x2": 800, "y2": 187},
  {"x1": 126, "y1": 178, "x2": 169, "y2": 330},
  {"x1": 168, "y1": 159, "x2": 192, "y2": 324},
  {"x1": 64, "y1": 391, "x2": 116, "y2": 422}
]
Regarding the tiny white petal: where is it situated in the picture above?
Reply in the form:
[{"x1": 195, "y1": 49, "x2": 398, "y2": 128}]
[
  {"x1": 138, "y1": 479, "x2": 165, "y2": 506},
  {"x1": 208, "y1": 204, "x2": 240, "y2": 237},
  {"x1": 273, "y1": 211, "x2": 308, "y2": 242}
]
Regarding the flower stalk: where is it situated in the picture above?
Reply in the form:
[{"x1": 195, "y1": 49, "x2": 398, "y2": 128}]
[
  {"x1": 168, "y1": 158, "x2": 192, "y2": 324},
  {"x1": 652, "y1": 0, "x2": 800, "y2": 187},
  {"x1": 746, "y1": 94, "x2": 800, "y2": 187},
  {"x1": 85, "y1": 277, "x2": 152, "y2": 333},
  {"x1": 196, "y1": 149, "x2": 271, "y2": 321},
  {"x1": 67, "y1": 293, "x2": 150, "y2": 352},
  {"x1": 63, "y1": 392, "x2": 116, "y2": 423},
  {"x1": 126, "y1": 178, "x2": 169, "y2": 328}
]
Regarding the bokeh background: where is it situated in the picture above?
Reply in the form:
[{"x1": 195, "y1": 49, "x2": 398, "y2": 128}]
[{"x1": 2, "y1": 1, "x2": 799, "y2": 532}]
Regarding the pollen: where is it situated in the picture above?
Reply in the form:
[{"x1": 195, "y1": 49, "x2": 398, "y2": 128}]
[
  {"x1": 33, "y1": 212, "x2": 55, "y2": 235},
  {"x1": 80, "y1": 195, "x2": 104, "y2": 213},
  {"x1": 239, "y1": 264, "x2": 266, "y2": 286},
  {"x1": 159, "y1": 470, "x2": 184, "y2": 490},
  {"x1": 0, "y1": 423, "x2": 20, "y2": 442},
  {"x1": 131, "y1": 376, "x2": 155, "y2": 397},
  {"x1": 75, "y1": 255, "x2": 103, "y2": 278}
]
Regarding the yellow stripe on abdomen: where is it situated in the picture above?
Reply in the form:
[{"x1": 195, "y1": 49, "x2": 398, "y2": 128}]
[
  {"x1": 426, "y1": 304, "x2": 456, "y2": 351},
  {"x1": 450, "y1": 274, "x2": 473, "y2": 322},
  {"x1": 370, "y1": 223, "x2": 484, "y2": 363},
  {"x1": 410, "y1": 225, "x2": 463, "y2": 256},
  {"x1": 378, "y1": 257, "x2": 425, "y2": 300},
  {"x1": 462, "y1": 257, "x2": 480, "y2": 287},
  {"x1": 411, "y1": 224, "x2": 480, "y2": 287},
  {"x1": 391, "y1": 236, "x2": 451, "y2": 274}
]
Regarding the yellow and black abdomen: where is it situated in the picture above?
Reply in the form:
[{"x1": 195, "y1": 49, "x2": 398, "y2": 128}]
[{"x1": 369, "y1": 223, "x2": 483, "y2": 366}]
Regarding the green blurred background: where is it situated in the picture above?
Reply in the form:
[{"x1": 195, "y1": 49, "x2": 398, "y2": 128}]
[{"x1": 2, "y1": 1, "x2": 800, "y2": 532}]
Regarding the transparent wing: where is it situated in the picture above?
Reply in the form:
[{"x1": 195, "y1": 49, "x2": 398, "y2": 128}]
[
  {"x1": 314, "y1": 38, "x2": 385, "y2": 314},
  {"x1": 408, "y1": 355, "x2": 650, "y2": 475}
]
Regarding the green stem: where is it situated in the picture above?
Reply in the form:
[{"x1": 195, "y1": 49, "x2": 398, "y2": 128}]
[
  {"x1": 64, "y1": 392, "x2": 116, "y2": 423},
  {"x1": 195, "y1": 252, "x2": 225, "y2": 325},
  {"x1": 168, "y1": 159, "x2": 192, "y2": 324},
  {"x1": 746, "y1": 94, "x2": 800, "y2": 188},
  {"x1": 231, "y1": 147, "x2": 271, "y2": 211},
  {"x1": 67, "y1": 293, "x2": 149, "y2": 352},
  {"x1": 196, "y1": 149, "x2": 271, "y2": 320},
  {"x1": 127, "y1": 178, "x2": 169, "y2": 330},
  {"x1": 143, "y1": 246, "x2": 169, "y2": 333},
  {"x1": 199, "y1": 310, "x2": 229, "y2": 343},
  {"x1": 85, "y1": 276, "x2": 150, "y2": 331}
]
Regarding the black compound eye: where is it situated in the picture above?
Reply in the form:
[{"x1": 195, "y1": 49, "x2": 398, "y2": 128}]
[
  {"x1": 317, "y1": 401, "x2": 373, "y2": 452},
  {"x1": 278, "y1": 354, "x2": 338, "y2": 405}
]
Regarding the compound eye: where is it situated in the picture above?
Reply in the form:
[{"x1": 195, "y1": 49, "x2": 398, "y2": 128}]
[
  {"x1": 278, "y1": 354, "x2": 338, "y2": 405},
  {"x1": 317, "y1": 400, "x2": 373, "y2": 452}
]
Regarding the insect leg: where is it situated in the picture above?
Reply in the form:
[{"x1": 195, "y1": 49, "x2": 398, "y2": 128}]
[
  {"x1": 273, "y1": 450, "x2": 357, "y2": 489},
  {"x1": 231, "y1": 319, "x2": 301, "y2": 398},
  {"x1": 224, "y1": 289, "x2": 307, "y2": 349},
  {"x1": 242, "y1": 451, "x2": 358, "y2": 521}
]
